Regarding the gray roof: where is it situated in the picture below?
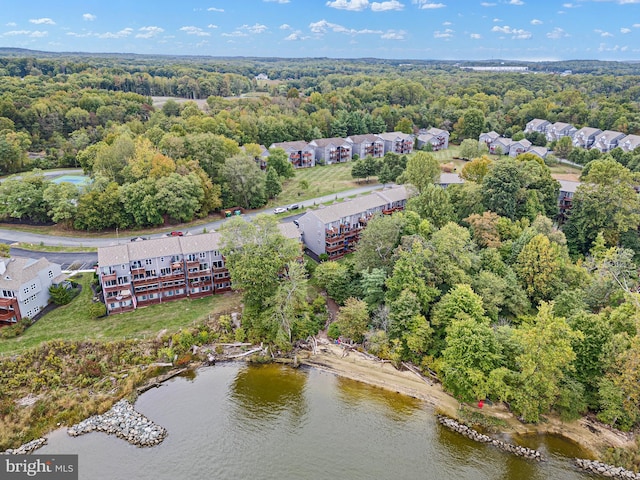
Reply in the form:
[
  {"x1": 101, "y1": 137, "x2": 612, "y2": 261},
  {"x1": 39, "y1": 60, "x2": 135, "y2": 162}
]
[
  {"x1": 301, "y1": 186, "x2": 408, "y2": 224},
  {"x1": 512, "y1": 139, "x2": 532, "y2": 149},
  {"x1": 98, "y1": 233, "x2": 225, "y2": 267},
  {"x1": 0, "y1": 256, "x2": 54, "y2": 290},
  {"x1": 270, "y1": 141, "x2": 311, "y2": 151},
  {"x1": 438, "y1": 173, "x2": 464, "y2": 185},
  {"x1": 493, "y1": 137, "x2": 513, "y2": 147},
  {"x1": 619, "y1": 135, "x2": 640, "y2": 151},
  {"x1": 376, "y1": 131, "x2": 412, "y2": 141},
  {"x1": 345, "y1": 134, "x2": 382, "y2": 144},
  {"x1": 426, "y1": 127, "x2": 449, "y2": 137},
  {"x1": 550, "y1": 122, "x2": 573, "y2": 131},
  {"x1": 529, "y1": 146, "x2": 548, "y2": 157},
  {"x1": 527, "y1": 119, "x2": 550, "y2": 128},
  {"x1": 310, "y1": 137, "x2": 349, "y2": 148},
  {"x1": 559, "y1": 180, "x2": 581, "y2": 194},
  {"x1": 480, "y1": 131, "x2": 500, "y2": 140},
  {"x1": 596, "y1": 130, "x2": 626, "y2": 143},
  {"x1": 277, "y1": 222, "x2": 301, "y2": 240},
  {"x1": 574, "y1": 127, "x2": 601, "y2": 137}
]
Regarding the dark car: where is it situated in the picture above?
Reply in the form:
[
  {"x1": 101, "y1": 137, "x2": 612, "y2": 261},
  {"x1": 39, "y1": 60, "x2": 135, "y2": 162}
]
[
  {"x1": 287, "y1": 203, "x2": 300, "y2": 211},
  {"x1": 170, "y1": 231, "x2": 184, "y2": 237}
]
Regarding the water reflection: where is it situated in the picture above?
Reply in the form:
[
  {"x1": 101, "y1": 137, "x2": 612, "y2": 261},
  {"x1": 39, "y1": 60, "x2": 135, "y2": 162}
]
[
  {"x1": 230, "y1": 364, "x2": 308, "y2": 431},
  {"x1": 335, "y1": 375, "x2": 423, "y2": 421}
]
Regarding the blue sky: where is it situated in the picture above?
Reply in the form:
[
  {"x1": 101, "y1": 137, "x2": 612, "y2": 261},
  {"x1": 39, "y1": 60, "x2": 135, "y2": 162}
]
[{"x1": 1, "y1": 0, "x2": 639, "y2": 61}]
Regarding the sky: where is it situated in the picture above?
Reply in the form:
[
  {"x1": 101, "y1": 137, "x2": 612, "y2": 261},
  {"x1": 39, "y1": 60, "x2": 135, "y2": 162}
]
[{"x1": 1, "y1": 0, "x2": 640, "y2": 61}]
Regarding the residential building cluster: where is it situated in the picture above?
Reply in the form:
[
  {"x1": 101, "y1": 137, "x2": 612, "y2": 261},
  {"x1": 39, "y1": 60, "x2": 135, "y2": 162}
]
[
  {"x1": 266, "y1": 128, "x2": 450, "y2": 168},
  {"x1": 480, "y1": 119, "x2": 640, "y2": 159},
  {"x1": 0, "y1": 256, "x2": 66, "y2": 326},
  {"x1": 97, "y1": 224, "x2": 300, "y2": 315}
]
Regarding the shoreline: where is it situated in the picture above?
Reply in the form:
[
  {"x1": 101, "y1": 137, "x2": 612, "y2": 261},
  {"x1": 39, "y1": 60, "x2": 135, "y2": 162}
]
[{"x1": 302, "y1": 343, "x2": 636, "y2": 459}]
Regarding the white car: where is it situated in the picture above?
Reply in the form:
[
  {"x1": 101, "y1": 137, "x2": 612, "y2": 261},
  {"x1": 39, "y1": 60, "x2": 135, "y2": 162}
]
[{"x1": 273, "y1": 207, "x2": 287, "y2": 214}]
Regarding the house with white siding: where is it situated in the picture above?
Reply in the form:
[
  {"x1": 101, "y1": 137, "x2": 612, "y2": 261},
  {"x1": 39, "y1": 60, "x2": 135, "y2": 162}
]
[
  {"x1": 416, "y1": 128, "x2": 449, "y2": 151},
  {"x1": 618, "y1": 134, "x2": 640, "y2": 153},
  {"x1": 345, "y1": 134, "x2": 385, "y2": 159},
  {"x1": 308, "y1": 137, "x2": 352, "y2": 164},
  {"x1": 0, "y1": 256, "x2": 66, "y2": 326},
  {"x1": 479, "y1": 131, "x2": 500, "y2": 148},
  {"x1": 528, "y1": 146, "x2": 549, "y2": 159},
  {"x1": 376, "y1": 132, "x2": 414, "y2": 154},
  {"x1": 269, "y1": 141, "x2": 316, "y2": 168},
  {"x1": 592, "y1": 130, "x2": 626, "y2": 153},
  {"x1": 525, "y1": 119, "x2": 551, "y2": 134},
  {"x1": 490, "y1": 137, "x2": 513, "y2": 155},
  {"x1": 510, "y1": 139, "x2": 532, "y2": 157},
  {"x1": 572, "y1": 127, "x2": 602, "y2": 149},
  {"x1": 546, "y1": 122, "x2": 577, "y2": 142}
]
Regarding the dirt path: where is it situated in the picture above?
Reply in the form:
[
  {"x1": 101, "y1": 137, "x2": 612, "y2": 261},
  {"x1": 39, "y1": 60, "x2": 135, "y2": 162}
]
[{"x1": 302, "y1": 342, "x2": 635, "y2": 458}]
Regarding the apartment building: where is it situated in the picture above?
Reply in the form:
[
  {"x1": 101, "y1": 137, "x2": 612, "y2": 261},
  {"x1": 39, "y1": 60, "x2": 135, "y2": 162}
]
[
  {"x1": 0, "y1": 256, "x2": 66, "y2": 326},
  {"x1": 297, "y1": 186, "x2": 409, "y2": 260},
  {"x1": 345, "y1": 134, "x2": 385, "y2": 158},
  {"x1": 269, "y1": 141, "x2": 316, "y2": 168},
  {"x1": 376, "y1": 132, "x2": 414, "y2": 155},
  {"x1": 308, "y1": 137, "x2": 352, "y2": 164},
  {"x1": 97, "y1": 233, "x2": 231, "y2": 315},
  {"x1": 416, "y1": 128, "x2": 450, "y2": 151}
]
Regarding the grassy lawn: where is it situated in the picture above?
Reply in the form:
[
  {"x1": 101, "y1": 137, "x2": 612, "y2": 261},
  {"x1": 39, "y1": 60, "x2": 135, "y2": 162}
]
[
  {"x1": 14, "y1": 243, "x2": 98, "y2": 253},
  {"x1": 0, "y1": 273, "x2": 242, "y2": 356},
  {"x1": 271, "y1": 162, "x2": 370, "y2": 206}
]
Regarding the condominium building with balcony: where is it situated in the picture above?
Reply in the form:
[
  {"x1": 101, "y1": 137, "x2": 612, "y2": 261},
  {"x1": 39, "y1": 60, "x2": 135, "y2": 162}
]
[
  {"x1": 97, "y1": 233, "x2": 231, "y2": 315},
  {"x1": 345, "y1": 134, "x2": 385, "y2": 158},
  {"x1": 376, "y1": 132, "x2": 414, "y2": 155},
  {"x1": 416, "y1": 128, "x2": 450, "y2": 151},
  {"x1": 269, "y1": 141, "x2": 316, "y2": 168},
  {"x1": 297, "y1": 186, "x2": 409, "y2": 260},
  {"x1": 0, "y1": 256, "x2": 66, "y2": 326},
  {"x1": 308, "y1": 137, "x2": 352, "y2": 164}
]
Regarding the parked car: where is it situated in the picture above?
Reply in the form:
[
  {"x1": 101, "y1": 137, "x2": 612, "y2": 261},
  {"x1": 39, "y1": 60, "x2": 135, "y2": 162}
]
[
  {"x1": 273, "y1": 207, "x2": 287, "y2": 214},
  {"x1": 287, "y1": 203, "x2": 300, "y2": 211},
  {"x1": 170, "y1": 231, "x2": 184, "y2": 237}
]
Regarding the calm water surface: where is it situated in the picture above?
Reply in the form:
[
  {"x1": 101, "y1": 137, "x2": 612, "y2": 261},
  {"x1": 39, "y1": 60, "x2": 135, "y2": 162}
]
[{"x1": 40, "y1": 363, "x2": 591, "y2": 480}]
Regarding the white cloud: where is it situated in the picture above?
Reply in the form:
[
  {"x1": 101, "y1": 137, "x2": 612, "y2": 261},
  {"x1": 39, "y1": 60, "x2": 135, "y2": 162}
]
[
  {"x1": 264, "y1": 0, "x2": 290, "y2": 3},
  {"x1": 595, "y1": 29, "x2": 613, "y2": 37},
  {"x1": 371, "y1": 0, "x2": 404, "y2": 11},
  {"x1": 180, "y1": 26, "x2": 210, "y2": 36},
  {"x1": 3, "y1": 30, "x2": 47, "y2": 37},
  {"x1": 244, "y1": 23, "x2": 268, "y2": 34},
  {"x1": 634, "y1": 23, "x2": 640, "y2": 27},
  {"x1": 546, "y1": 27, "x2": 569, "y2": 39},
  {"x1": 83, "y1": 13, "x2": 97, "y2": 21},
  {"x1": 280, "y1": 24, "x2": 292, "y2": 30},
  {"x1": 620, "y1": 27, "x2": 632, "y2": 33},
  {"x1": 433, "y1": 28, "x2": 454, "y2": 39},
  {"x1": 480, "y1": 2, "x2": 496, "y2": 6},
  {"x1": 207, "y1": 7, "x2": 224, "y2": 12},
  {"x1": 136, "y1": 26, "x2": 164, "y2": 38},
  {"x1": 491, "y1": 25, "x2": 531, "y2": 39},
  {"x1": 508, "y1": 0, "x2": 524, "y2": 4},
  {"x1": 29, "y1": 18, "x2": 55, "y2": 25},
  {"x1": 309, "y1": 19, "x2": 382, "y2": 35},
  {"x1": 442, "y1": 21, "x2": 452, "y2": 25},
  {"x1": 284, "y1": 30, "x2": 308, "y2": 40},
  {"x1": 562, "y1": 2, "x2": 578, "y2": 7},
  {"x1": 530, "y1": 19, "x2": 542, "y2": 25},
  {"x1": 221, "y1": 31, "x2": 248, "y2": 37},
  {"x1": 97, "y1": 28, "x2": 133, "y2": 39},
  {"x1": 5, "y1": 22, "x2": 17, "y2": 27},
  {"x1": 381, "y1": 29, "x2": 406, "y2": 39},
  {"x1": 208, "y1": 24, "x2": 218, "y2": 29},
  {"x1": 413, "y1": 0, "x2": 446, "y2": 8},
  {"x1": 470, "y1": 33, "x2": 482, "y2": 39},
  {"x1": 326, "y1": 0, "x2": 370, "y2": 10},
  {"x1": 493, "y1": 18, "x2": 502, "y2": 22}
]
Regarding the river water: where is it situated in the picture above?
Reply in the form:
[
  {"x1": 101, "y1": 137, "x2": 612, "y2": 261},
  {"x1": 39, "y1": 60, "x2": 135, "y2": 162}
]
[{"x1": 39, "y1": 363, "x2": 591, "y2": 480}]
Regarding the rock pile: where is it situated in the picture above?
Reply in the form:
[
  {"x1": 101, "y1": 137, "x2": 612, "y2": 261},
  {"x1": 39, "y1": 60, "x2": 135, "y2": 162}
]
[
  {"x1": 437, "y1": 415, "x2": 543, "y2": 461},
  {"x1": 1, "y1": 438, "x2": 47, "y2": 455},
  {"x1": 68, "y1": 399, "x2": 167, "y2": 447},
  {"x1": 575, "y1": 459, "x2": 640, "y2": 479}
]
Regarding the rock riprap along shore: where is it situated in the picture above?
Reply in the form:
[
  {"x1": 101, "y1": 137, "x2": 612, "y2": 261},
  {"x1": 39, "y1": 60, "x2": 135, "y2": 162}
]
[
  {"x1": 437, "y1": 415, "x2": 543, "y2": 461},
  {"x1": 1, "y1": 438, "x2": 47, "y2": 455},
  {"x1": 575, "y1": 459, "x2": 640, "y2": 479},
  {"x1": 67, "y1": 399, "x2": 167, "y2": 447}
]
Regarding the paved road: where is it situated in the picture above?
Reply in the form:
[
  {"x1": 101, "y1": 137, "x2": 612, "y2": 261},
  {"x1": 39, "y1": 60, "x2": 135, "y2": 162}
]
[
  {"x1": 0, "y1": 182, "x2": 384, "y2": 247},
  {"x1": 8, "y1": 247, "x2": 97, "y2": 271}
]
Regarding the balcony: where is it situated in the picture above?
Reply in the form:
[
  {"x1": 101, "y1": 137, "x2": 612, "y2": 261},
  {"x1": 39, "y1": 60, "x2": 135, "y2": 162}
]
[
  {"x1": 325, "y1": 243, "x2": 343, "y2": 253},
  {"x1": 102, "y1": 272, "x2": 116, "y2": 282},
  {"x1": 0, "y1": 310, "x2": 17, "y2": 322}
]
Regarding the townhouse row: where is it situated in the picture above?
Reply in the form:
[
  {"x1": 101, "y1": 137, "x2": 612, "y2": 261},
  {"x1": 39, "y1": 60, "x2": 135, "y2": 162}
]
[
  {"x1": 0, "y1": 256, "x2": 67, "y2": 326},
  {"x1": 97, "y1": 224, "x2": 301, "y2": 315},
  {"x1": 480, "y1": 120, "x2": 640, "y2": 159},
  {"x1": 262, "y1": 128, "x2": 450, "y2": 168}
]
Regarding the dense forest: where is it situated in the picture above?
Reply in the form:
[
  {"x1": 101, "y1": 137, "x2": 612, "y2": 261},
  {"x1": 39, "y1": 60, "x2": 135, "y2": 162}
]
[{"x1": 2, "y1": 52, "x2": 640, "y2": 459}]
